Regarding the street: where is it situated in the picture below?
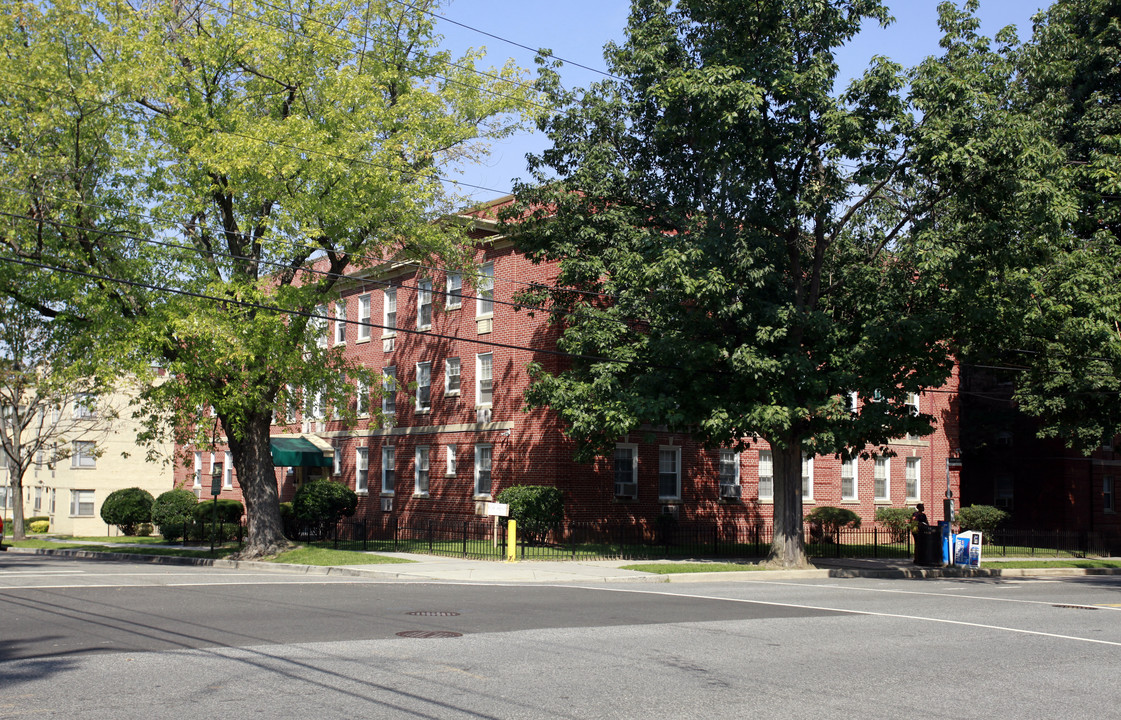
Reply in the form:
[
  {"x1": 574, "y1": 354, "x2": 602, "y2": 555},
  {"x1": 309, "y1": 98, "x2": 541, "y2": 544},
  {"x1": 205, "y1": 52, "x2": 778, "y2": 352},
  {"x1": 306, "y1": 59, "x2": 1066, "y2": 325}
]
[{"x1": 2, "y1": 554, "x2": 1119, "y2": 719}]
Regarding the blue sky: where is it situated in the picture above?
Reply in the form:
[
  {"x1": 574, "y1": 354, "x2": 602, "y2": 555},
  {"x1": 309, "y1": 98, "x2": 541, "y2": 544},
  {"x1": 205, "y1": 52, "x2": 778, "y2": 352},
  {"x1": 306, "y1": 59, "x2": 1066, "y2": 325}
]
[{"x1": 434, "y1": 0, "x2": 1047, "y2": 203}]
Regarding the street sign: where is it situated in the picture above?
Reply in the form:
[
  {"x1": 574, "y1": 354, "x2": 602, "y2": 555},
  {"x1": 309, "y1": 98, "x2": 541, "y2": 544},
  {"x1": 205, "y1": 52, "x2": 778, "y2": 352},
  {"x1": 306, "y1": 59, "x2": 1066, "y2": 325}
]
[{"x1": 485, "y1": 502, "x2": 509, "y2": 517}]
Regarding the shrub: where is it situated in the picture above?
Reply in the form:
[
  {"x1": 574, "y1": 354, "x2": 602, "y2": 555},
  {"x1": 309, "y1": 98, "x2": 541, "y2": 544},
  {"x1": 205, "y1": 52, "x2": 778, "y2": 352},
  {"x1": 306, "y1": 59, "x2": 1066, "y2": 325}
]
[
  {"x1": 294, "y1": 479, "x2": 357, "y2": 536},
  {"x1": 192, "y1": 498, "x2": 245, "y2": 524},
  {"x1": 495, "y1": 485, "x2": 564, "y2": 544},
  {"x1": 152, "y1": 489, "x2": 199, "y2": 542},
  {"x1": 957, "y1": 504, "x2": 1008, "y2": 538},
  {"x1": 806, "y1": 506, "x2": 861, "y2": 543},
  {"x1": 136, "y1": 523, "x2": 153, "y2": 537},
  {"x1": 28, "y1": 520, "x2": 50, "y2": 533},
  {"x1": 26, "y1": 515, "x2": 49, "y2": 524},
  {"x1": 279, "y1": 501, "x2": 297, "y2": 539},
  {"x1": 100, "y1": 487, "x2": 155, "y2": 535},
  {"x1": 876, "y1": 507, "x2": 915, "y2": 543}
]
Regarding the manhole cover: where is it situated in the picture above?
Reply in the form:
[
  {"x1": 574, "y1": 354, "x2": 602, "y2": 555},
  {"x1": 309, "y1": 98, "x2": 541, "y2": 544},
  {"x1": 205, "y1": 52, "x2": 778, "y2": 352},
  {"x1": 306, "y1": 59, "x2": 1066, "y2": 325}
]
[
  {"x1": 406, "y1": 611, "x2": 461, "y2": 617},
  {"x1": 1053, "y1": 604, "x2": 1098, "y2": 610},
  {"x1": 396, "y1": 630, "x2": 463, "y2": 639}
]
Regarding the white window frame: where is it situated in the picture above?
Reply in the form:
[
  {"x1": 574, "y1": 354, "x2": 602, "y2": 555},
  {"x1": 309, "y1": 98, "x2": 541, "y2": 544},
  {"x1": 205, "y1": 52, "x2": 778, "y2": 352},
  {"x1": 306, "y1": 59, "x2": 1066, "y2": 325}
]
[
  {"x1": 905, "y1": 457, "x2": 920, "y2": 501},
  {"x1": 70, "y1": 489, "x2": 94, "y2": 517},
  {"x1": 381, "y1": 446, "x2": 395, "y2": 495},
  {"x1": 845, "y1": 391, "x2": 859, "y2": 414},
  {"x1": 356, "y1": 378, "x2": 369, "y2": 417},
  {"x1": 193, "y1": 452, "x2": 203, "y2": 489},
  {"x1": 718, "y1": 450, "x2": 740, "y2": 491},
  {"x1": 314, "y1": 304, "x2": 328, "y2": 348},
  {"x1": 614, "y1": 443, "x2": 638, "y2": 498},
  {"x1": 383, "y1": 287, "x2": 397, "y2": 334},
  {"x1": 414, "y1": 446, "x2": 430, "y2": 496},
  {"x1": 841, "y1": 457, "x2": 858, "y2": 501},
  {"x1": 356, "y1": 447, "x2": 369, "y2": 494},
  {"x1": 71, "y1": 440, "x2": 96, "y2": 468},
  {"x1": 417, "y1": 279, "x2": 432, "y2": 329},
  {"x1": 357, "y1": 294, "x2": 371, "y2": 341},
  {"x1": 445, "y1": 444, "x2": 457, "y2": 477},
  {"x1": 874, "y1": 457, "x2": 890, "y2": 501},
  {"x1": 801, "y1": 455, "x2": 814, "y2": 501},
  {"x1": 334, "y1": 300, "x2": 347, "y2": 345},
  {"x1": 73, "y1": 393, "x2": 97, "y2": 419},
  {"x1": 758, "y1": 450, "x2": 774, "y2": 501},
  {"x1": 445, "y1": 357, "x2": 461, "y2": 396},
  {"x1": 476, "y1": 352, "x2": 493, "y2": 407},
  {"x1": 474, "y1": 444, "x2": 493, "y2": 497},
  {"x1": 382, "y1": 367, "x2": 396, "y2": 415},
  {"x1": 223, "y1": 451, "x2": 233, "y2": 489},
  {"x1": 476, "y1": 262, "x2": 494, "y2": 317},
  {"x1": 446, "y1": 272, "x2": 462, "y2": 309},
  {"x1": 416, "y1": 361, "x2": 431, "y2": 412},
  {"x1": 906, "y1": 392, "x2": 921, "y2": 415},
  {"x1": 658, "y1": 446, "x2": 681, "y2": 500},
  {"x1": 284, "y1": 384, "x2": 298, "y2": 424},
  {"x1": 333, "y1": 439, "x2": 343, "y2": 476}
]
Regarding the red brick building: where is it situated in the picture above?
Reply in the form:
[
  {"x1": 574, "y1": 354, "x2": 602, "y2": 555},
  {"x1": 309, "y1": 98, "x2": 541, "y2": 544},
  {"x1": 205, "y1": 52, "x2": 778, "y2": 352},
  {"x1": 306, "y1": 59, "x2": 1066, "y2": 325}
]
[{"x1": 175, "y1": 197, "x2": 962, "y2": 530}]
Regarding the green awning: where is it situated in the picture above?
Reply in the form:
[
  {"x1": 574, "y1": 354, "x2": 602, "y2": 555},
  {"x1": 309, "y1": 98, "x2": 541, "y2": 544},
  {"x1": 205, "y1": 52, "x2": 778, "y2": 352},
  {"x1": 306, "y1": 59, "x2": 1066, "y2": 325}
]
[{"x1": 270, "y1": 437, "x2": 333, "y2": 468}]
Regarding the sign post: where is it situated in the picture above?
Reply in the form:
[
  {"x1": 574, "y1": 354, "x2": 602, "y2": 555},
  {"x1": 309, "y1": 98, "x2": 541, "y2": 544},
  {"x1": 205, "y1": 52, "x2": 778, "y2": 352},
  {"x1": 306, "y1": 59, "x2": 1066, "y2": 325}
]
[{"x1": 210, "y1": 463, "x2": 222, "y2": 553}]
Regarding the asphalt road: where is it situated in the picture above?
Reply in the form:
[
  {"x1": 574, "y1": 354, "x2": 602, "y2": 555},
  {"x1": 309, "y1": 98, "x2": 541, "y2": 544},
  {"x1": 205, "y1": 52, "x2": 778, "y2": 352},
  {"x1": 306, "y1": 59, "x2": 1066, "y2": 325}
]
[{"x1": 2, "y1": 554, "x2": 1119, "y2": 719}]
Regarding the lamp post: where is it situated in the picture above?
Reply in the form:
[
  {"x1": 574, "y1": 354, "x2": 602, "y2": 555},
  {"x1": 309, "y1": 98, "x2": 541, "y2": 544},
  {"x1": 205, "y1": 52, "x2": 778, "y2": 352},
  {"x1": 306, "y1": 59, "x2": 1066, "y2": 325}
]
[
  {"x1": 945, "y1": 451, "x2": 962, "y2": 565},
  {"x1": 210, "y1": 462, "x2": 222, "y2": 553}
]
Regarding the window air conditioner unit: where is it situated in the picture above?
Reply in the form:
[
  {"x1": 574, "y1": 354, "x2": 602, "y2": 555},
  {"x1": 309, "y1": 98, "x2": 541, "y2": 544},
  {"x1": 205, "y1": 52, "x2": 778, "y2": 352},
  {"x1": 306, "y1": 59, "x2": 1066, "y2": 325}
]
[
  {"x1": 720, "y1": 484, "x2": 742, "y2": 500},
  {"x1": 614, "y1": 482, "x2": 637, "y2": 498},
  {"x1": 661, "y1": 504, "x2": 679, "y2": 518},
  {"x1": 381, "y1": 415, "x2": 395, "y2": 430},
  {"x1": 380, "y1": 497, "x2": 393, "y2": 512},
  {"x1": 476, "y1": 407, "x2": 492, "y2": 424}
]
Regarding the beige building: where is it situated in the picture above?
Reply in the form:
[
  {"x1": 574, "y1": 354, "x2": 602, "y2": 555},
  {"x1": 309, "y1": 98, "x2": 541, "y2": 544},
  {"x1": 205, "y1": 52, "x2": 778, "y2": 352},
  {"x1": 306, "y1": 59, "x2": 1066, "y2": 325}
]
[{"x1": 0, "y1": 374, "x2": 174, "y2": 537}]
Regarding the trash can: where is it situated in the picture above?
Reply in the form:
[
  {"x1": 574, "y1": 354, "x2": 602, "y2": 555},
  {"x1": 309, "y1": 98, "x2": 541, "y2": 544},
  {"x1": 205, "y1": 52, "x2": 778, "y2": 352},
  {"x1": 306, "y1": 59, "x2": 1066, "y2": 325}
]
[{"x1": 913, "y1": 525, "x2": 942, "y2": 566}]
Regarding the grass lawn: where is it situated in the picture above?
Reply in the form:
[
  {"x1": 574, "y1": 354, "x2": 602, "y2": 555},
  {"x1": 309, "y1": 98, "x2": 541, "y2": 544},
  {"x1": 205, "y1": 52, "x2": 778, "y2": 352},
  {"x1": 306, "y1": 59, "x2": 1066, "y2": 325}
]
[
  {"x1": 271, "y1": 546, "x2": 414, "y2": 566},
  {"x1": 982, "y1": 559, "x2": 1121, "y2": 569},
  {"x1": 620, "y1": 562, "x2": 767, "y2": 574}
]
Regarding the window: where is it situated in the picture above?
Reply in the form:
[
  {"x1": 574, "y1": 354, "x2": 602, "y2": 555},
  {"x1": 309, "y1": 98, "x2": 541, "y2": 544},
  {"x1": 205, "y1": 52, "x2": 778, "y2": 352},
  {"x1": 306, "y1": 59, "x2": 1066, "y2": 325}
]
[
  {"x1": 801, "y1": 455, "x2": 813, "y2": 501},
  {"x1": 416, "y1": 362, "x2": 431, "y2": 411},
  {"x1": 34, "y1": 486, "x2": 42, "y2": 512},
  {"x1": 758, "y1": 451, "x2": 774, "y2": 500},
  {"x1": 445, "y1": 444, "x2": 457, "y2": 477},
  {"x1": 314, "y1": 304, "x2": 328, "y2": 348},
  {"x1": 476, "y1": 262, "x2": 494, "y2": 316},
  {"x1": 994, "y1": 473, "x2": 1014, "y2": 511},
  {"x1": 446, "y1": 272, "x2": 462, "y2": 309},
  {"x1": 356, "y1": 379, "x2": 369, "y2": 417},
  {"x1": 874, "y1": 457, "x2": 889, "y2": 501},
  {"x1": 719, "y1": 450, "x2": 740, "y2": 498},
  {"x1": 474, "y1": 444, "x2": 492, "y2": 496},
  {"x1": 193, "y1": 452, "x2": 203, "y2": 489},
  {"x1": 906, "y1": 392, "x2": 921, "y2": 415},
  {"x1": 333, "y1": 440, "x2": 342, "y2": 476},
  {"x1": 73, "y1": 393, "x2": 96, "y2": 419},
  {"x1": 50, "y1": 489, "x2": 55, "y2": 515},
  {"x1": 382, "y1": 367, "x2": 396, "y2": 415},
  {"x1": 309, "y1": 390, "x2": 324, "y2": 422},
  {"x1": 356, "y1": 447, "x2": 369, "y2": 493},
  {"x1": 905, "y1": 457, "x2": 920, "y2": 501},
  {"x1": 476, "y1": 353, "x2": 493, "y2": 406},
  {"x1": 223, "y1": 451, "x2": 233, "y2": 489},
  {"x1": 845, "y1": 391, "x2": 859, "y2": 414},
  {"x1": 658, "y1": 447, "x2": 681, "y2": 499},
  {"x1": 417, "y1": 280, "x2": 432, "y2": 329},
  {"x1": 383, "y1": 288, "x2": 397, "y2": 332},
  {"x1": 841, "y1": 457, "x2": 857, "y2": 501},
  {"x1": 284, "y1": 385, "x2": 298, "y2": 424},
  {"x1": 357, "y1": 294, "x2": 371, "y2": 341},
  {"x1": 1105, "y1": 476, "x2": 1115, "y2": 513},
  {"x1": 614, "y1": 445, "x2": 637, "y2": 497},
  {"x1": 335, "y1": 301, "x2": 347, "y2": 344},
  {"x1": 381, "y1": 447, "x2": 395, "y2": 494},
  {"x1": 71, "y1": 441, "x2": 96, "y2": 468},
  {"x1": 70, "y1": 489, "x2": 94, "y2": 517},
  {"x1": 415, "y1": 446, "x2": 430, "y2": 495},
  {"x1": 445, "y1": 357, "x2": 461, "y2": 395}
]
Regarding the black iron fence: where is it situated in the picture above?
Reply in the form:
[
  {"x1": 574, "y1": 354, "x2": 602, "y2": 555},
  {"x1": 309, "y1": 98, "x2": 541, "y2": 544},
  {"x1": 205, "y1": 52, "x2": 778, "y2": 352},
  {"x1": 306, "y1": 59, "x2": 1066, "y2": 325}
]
[{"x1": 294, "y1": 517, "x2": 1113, "y2": 562}]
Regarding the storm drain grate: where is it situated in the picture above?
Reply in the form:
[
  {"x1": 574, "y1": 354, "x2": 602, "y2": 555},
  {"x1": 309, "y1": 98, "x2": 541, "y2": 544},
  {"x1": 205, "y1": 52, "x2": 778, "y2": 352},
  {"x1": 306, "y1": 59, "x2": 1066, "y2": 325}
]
[
  {"x1": 396, "y1": 630, "x2": 463, "y2": 639},
  {"x1": 1052, "y1": 604, "x2": 1099, "y2": 610},
  {"x1": 406, "y1": 611, "x2": 461, "y2": 617}
]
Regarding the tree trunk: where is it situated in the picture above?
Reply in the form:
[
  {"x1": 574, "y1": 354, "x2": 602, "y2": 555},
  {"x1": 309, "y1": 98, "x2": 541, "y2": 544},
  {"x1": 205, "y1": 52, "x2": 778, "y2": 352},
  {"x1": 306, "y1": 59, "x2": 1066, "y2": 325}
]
[
  {"x1": 10, "y1": 473, "x2": 26, "y2": 541},
  {"x1": 769, "y1": 442, "x2": 808, "y2": 568},
  {"x1": 225, "y1": 411, "x2": 289, "y2": 559}
]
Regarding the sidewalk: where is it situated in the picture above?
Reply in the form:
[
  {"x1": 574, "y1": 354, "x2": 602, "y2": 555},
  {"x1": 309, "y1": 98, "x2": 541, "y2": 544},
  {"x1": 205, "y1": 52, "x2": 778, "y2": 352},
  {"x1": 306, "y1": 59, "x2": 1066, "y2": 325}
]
[{"x1": 5, "y1": 543, "x2": 1119, "y2": 582}]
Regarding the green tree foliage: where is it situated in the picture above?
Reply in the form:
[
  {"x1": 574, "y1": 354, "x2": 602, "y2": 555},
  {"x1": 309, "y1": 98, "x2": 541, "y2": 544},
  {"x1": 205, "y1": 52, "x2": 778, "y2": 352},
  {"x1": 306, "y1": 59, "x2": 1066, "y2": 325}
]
[
  {"x1": 293, "y1": 479, "x2": 357, "y2": 534},
  {"x1": 192, "y1": 499, "x2": 245, "y2": 525},
  {"x1": 0, "y1": 0, "x2": 538, "y2": 557},
  {"x1": 956, "y1": 504, "x2": 1008, "y2": 537},
  {"x1": 875, "y1": 506, "x2": 915, "y2": 543},
  {"x1": 962, "y1": 0, "x2": 1121, "y2": 451},
  {"x1": 495, "y1": 485, "x2": 564, "y2": 543},
  {"x1": 151, "y1": 489, "x2": 199, "y2": 542},
  {"x1": 505, "y1": 0, "x2": 1011, "y2": 566},
  {"x1": 100, "y1": 487, "x2": 155, "y2": 536},
  {"x1": 805, "y1": 506, "x2": 861, "y2": 543}
]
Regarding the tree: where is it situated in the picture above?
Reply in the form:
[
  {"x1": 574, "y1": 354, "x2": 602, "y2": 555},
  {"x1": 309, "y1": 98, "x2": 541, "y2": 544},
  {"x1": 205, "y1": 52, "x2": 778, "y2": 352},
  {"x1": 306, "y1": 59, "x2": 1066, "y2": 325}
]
[
  {"x1": 0, "y1": 0, "x2": 538, "y2": 557},
  {"x1": 505, "y1": 0, "x2": 1018, "y2": 566},
  {"x1": 964, "y1": 0, "x2": 1121, "y2": 452},
  {"x1": 100, "y1": 487, "x2": 155, "y2": 536},
  {"x1": 0, "y1": 299, "x2": 117, "y2": 540}
]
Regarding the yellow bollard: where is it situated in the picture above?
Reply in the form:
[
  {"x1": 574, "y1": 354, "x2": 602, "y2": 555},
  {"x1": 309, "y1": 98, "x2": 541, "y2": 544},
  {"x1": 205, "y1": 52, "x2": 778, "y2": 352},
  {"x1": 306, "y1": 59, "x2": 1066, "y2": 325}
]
[{"x1": 506, "y1": 519, "x2": 517, "y2": 562}]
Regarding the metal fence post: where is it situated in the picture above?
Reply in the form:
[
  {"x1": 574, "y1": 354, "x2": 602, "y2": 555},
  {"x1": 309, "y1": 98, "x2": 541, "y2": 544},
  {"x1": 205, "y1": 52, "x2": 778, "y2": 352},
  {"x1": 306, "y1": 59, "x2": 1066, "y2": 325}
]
[
  {"x1": 873, "y1": 526, "x2": 878, "y2": 558},
  {"x1": 393, "y1": 516, "x2": 399, "y2": 552},
  {"x1": 462, "y1": 521, "x2": 468, "y2": 558}
]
